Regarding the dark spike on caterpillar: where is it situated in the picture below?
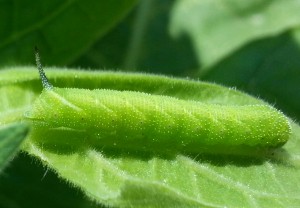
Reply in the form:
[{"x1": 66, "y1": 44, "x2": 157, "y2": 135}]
[{"x1": 34, "y1": 47, "x2": 53, "y2": 90}]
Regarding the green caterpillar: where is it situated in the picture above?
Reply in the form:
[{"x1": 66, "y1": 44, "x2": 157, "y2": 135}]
[{"x1": 25, "y1": 50, "x2": 291, "y2": 156}]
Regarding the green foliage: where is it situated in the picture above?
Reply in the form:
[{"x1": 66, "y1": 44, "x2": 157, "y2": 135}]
[
  {"x1": 0, "y1": 0, "x2": 300, "y2": 207},
  {"x1": 0, "y1": 67, "x2": 299, "y2": 207},
  {"x1": 169, "y1": 0, "x2": 300, "y2": 120},
  {"x1": 0, "y1": 0, "x2": 137, "y2": 66},
  {"x1": 0, "y1": 123, "x2": 28, "y2": 172},
  {"x1": 170, "y1": 0, "x2": 300, "y2": 70},
  {"x1": 0, "y1": 153, "x2": 102, "y2": 208}
]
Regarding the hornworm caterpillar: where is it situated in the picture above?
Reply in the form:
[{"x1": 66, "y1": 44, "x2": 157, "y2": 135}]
[{"x1": 26, "y1": 50, "x2": 291, "y2": 156}]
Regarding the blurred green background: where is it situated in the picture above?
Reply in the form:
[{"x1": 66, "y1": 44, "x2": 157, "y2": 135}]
[{"x1": 1, "y1": 0, "x2": 300, "y2": 207}]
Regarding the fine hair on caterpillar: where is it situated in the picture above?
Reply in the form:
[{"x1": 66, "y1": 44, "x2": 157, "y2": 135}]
[{"x1": 27, "y1": 48, "x2": 291, "y2": 158}]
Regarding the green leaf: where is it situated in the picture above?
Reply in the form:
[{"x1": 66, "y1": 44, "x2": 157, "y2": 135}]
[
  {"x1": 24, "y1": 123, "x2": 300, "y2": 207},
  {"x1": 1, "y1": 68, "x2": 300, "y2": 207},
  {"x1": 0, "y1": 0, "x2": 138, "y2": 67},
  {"x1": 200, "y1": 29, "x2": 300, "y2": 121},
  {"x1": 72, "y1": 0, "x2": 199, "y2": 76},
  {"x1": 0, "y1": 123, "x2": 29, "y2": 172},
  {"x1": 170, "y1": 0, "x2": 300, "y2": 71},
  {"x1": 0, "y1": 153, "x2": 102, "y2": 208}
]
